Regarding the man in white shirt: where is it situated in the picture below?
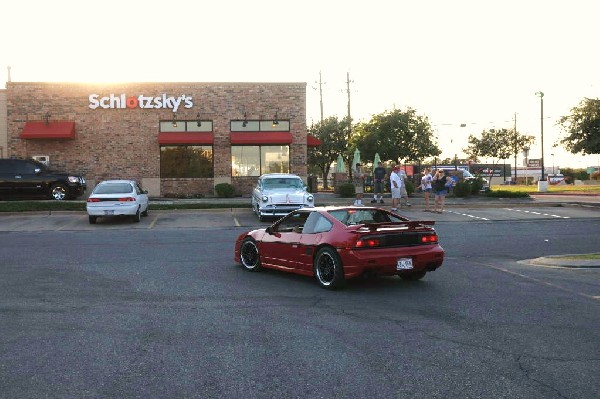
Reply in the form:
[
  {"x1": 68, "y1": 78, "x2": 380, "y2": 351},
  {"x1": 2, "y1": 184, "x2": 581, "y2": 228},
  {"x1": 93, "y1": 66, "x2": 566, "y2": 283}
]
[{"x1": 389, "y1": 165, "x2": 402, "y2": 211}]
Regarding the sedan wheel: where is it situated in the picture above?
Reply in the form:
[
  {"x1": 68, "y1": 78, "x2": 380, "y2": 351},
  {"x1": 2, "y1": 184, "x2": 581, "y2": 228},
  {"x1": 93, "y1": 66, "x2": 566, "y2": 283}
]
[
  {"x1": 314, "y1": 247, "x2": 345, "y2": 290},
  {"x1": 50, "y1": 184, "x2": 68, "y2": 201},
  {"x1": 133, "y1": 208, "x2": 141, "y2": 222},
  {"x1": 240, "y1": 238, "x2": 262, "y2": 272}
]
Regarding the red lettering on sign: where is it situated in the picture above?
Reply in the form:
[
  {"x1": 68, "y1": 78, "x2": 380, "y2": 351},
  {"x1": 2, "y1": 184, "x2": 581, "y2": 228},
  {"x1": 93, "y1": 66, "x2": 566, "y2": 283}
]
[{"x1": 126, "y1": 96, "x2": 139, "y2": 109}]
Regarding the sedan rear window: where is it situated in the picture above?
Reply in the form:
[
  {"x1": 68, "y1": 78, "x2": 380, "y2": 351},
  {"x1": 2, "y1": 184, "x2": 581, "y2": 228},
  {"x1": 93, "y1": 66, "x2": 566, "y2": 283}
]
[
  {"x1": 94, "y1": 183, "x2": 133, "y2": 194},
  {"x1": 329, "y1": 209, "x2": 404, "y2": 225}
]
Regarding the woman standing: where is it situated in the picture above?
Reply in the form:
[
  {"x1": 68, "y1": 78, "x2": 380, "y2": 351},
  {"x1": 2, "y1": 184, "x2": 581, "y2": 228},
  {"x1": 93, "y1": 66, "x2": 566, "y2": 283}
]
[
  {"x1": 420, "y1": 168, "x2": 433, "y2": 211},
  {"x1": 432, "y1": 169, "x2": 450, "y2": 213}
]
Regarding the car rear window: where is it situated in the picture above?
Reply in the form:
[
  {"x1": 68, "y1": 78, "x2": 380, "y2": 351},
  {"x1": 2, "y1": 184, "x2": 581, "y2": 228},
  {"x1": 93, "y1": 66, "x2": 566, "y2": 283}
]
[
  {"x1": 94, "y1": 183, "x2": 133, "y2": 194},
  {"x1": 328, "y1": 209, "x2": 404, "y2": 225}
]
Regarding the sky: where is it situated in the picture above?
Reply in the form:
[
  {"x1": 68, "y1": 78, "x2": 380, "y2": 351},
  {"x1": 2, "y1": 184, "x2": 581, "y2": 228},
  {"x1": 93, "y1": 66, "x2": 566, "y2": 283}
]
[{"x1": 2, "y1": 0, "x2": 599, "y2": 170}]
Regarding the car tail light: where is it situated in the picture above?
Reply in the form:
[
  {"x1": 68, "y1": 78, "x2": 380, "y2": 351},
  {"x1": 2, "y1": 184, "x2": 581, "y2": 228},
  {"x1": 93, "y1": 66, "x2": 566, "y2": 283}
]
[
  {"x1": 421, "y1": 234, "x2": 438, "y2": 243},
  {"x1": 87, "y1": 198, "x2": 100, "y2": 202},
  {"x1": 118, "y1": 197, "x2": 136, "y2": 202},
  {"x1": 354, "y1": 238, "x2": 380, "y2": 248}
]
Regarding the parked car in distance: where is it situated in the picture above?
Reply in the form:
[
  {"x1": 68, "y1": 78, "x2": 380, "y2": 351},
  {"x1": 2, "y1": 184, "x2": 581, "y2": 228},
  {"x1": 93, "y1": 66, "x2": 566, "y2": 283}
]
[
  {"x1": 0, "y1": 158, "x2": 86, "y2": 200},
  {"x1": 251, "y1": 173, "x2": 314, "y2": 221},
  {"x1": 235, "y1": 206, "x2": 445, "y2": 289},
  {"x1": 86, "y1": 180, "x2": 149, "y2": 224}
]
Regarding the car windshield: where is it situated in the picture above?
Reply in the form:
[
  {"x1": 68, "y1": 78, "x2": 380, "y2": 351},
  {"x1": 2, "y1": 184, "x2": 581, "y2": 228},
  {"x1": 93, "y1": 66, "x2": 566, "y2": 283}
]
[
  {"x1": 328, "y1": 209, "x2": 404, "y2": 225},
  {"x1": 94, "y1": 183, "x2": 133, "y2": 194},
  {"x1": 262, "y1": 178, "x2": 304, "y2": 189}
]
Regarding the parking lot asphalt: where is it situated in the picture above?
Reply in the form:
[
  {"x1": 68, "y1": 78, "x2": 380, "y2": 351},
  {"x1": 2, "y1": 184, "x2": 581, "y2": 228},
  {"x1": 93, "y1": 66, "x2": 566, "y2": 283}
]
[{"x1": 2, "y1": 191, "x2": 599, "y2": 268}]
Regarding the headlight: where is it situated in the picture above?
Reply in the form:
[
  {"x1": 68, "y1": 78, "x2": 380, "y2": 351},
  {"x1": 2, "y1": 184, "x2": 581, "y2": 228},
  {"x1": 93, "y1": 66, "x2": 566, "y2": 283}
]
[
  {"x1": 307, "y1": 194, "x2": 314, "y2": 202},
  {"x1": 68, "y1": 176, "x2": 79, "y2": 183},
  {"x1": 261, "y1": 195, "x2": 268, "y2": 202}
]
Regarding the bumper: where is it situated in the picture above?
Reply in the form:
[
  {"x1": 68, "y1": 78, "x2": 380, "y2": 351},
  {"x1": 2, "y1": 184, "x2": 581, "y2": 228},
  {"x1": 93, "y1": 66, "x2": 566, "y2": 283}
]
[
  {"x1": 257, "y1": 204, "x2": 314, "y2": 217},
  {"x1": 338, "y1": 245, "x2": 445, "y2": 278},
  {"x1": 69, "y1": 184, "x2": 87, "y2": 198},
  {"x1": 87, "y1": 203, "x2": 139, "y2": 216}
]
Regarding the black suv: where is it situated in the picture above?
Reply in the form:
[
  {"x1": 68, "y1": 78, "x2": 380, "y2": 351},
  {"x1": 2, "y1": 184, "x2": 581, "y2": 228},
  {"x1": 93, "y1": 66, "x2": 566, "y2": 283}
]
[{"x1": 0, "y1": 158, "x2": 87, "y2": 200}]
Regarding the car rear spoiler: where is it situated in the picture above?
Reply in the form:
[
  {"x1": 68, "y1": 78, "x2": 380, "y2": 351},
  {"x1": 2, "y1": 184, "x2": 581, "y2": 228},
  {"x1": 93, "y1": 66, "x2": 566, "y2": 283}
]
[{"x1": 359, "y1": 220, "x2": 436, "y2": 231}]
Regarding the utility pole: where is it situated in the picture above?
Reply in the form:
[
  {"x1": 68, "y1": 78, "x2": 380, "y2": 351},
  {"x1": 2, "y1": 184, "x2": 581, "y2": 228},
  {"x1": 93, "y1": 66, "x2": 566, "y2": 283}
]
[
  {"x1": 514, "y1": 112, "x2": 517, "y2": 184},
  {"x1": 346, "y1": 71, "x2": 353, "y2": 134},
  {"x1": 317, "y1": 71, "x2": 325, "y2": 122}
]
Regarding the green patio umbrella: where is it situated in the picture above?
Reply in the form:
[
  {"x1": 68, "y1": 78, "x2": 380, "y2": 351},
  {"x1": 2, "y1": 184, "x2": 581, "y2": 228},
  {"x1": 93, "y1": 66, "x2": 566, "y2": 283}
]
[
  {"x1": 335, "y1": 154, "x2": 346, "y2": 173},
  {"x1": 373, "y1": 153, "x2": 381, "y2": 167},
  {"x1": 351, "y1": 148, "x2": 361, "y2": 173}
]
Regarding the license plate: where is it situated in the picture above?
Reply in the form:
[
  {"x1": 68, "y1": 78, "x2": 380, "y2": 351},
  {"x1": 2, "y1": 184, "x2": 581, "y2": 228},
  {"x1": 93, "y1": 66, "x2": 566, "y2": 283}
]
[
  {"x1": 396, "y1": 258, "x2": 413, "y2": 270},
  {"x1": 103, "y1": 210, "x2": 114, "y2": 215}
]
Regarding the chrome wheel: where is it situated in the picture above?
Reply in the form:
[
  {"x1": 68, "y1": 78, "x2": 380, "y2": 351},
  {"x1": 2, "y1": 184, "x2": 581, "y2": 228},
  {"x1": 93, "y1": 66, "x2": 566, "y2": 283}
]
[
  {"x1": 314, "y1": 247, "x2": 345, "y2": 289},
  {"x1": 240, "y1": 238, "x2": 262, "y2": 271},
  {"x1": 50, "y1": 184, "x2": 68, "y2": 201}
]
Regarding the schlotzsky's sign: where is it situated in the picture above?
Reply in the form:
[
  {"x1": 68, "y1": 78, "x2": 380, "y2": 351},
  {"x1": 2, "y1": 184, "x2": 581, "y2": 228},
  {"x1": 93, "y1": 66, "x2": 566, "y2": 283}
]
[{"x1": 89, "y1": 93, "x2": 193, "y2": 112}]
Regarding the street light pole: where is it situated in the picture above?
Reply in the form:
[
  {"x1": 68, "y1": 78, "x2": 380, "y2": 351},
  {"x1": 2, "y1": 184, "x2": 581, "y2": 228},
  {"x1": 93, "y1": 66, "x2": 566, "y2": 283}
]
[{"x1": 535, "y1": 91, "x2": 545, "y2": 181}]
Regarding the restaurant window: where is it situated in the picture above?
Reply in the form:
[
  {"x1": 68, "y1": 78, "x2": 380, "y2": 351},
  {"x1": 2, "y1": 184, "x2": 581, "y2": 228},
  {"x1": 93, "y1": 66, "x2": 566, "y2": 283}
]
[
  {"x1": 160, "y1": 145, "x2": 214, "y2": 178},
  {"x1": 232, "y1": 145, "x2": 289, "y2": 176},
  {"x1": 160, "y1": 120, "x2": 213, "y2": 132},
  {"x1": 230, "y1": 120, "x2": 290, "y2": 132}
]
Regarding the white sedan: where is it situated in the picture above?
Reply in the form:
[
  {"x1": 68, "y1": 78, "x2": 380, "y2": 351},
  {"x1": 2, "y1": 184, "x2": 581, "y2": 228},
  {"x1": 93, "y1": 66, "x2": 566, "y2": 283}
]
[
  {"x1": 251, "y1": 173, "x2": 314, "y2": 221},
  {"x1": 86, "y1": 180, "x2": 149, "y2": 224}
]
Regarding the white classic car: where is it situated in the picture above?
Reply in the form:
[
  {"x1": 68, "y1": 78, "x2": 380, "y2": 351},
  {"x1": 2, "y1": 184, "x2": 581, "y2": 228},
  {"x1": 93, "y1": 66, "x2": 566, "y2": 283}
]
[{"x1": 251, "y1": 173, "x2": 314, "y2": 221}]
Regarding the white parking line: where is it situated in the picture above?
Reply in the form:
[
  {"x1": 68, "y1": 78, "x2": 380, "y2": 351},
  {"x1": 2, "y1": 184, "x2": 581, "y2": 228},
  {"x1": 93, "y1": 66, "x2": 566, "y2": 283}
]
[
  {"x1": 505, "y1": 208, "x2": 570, "y2": 219},
  {"x1": 56, "y1": 215, "x2": 86, "y2": 231},
  {"x1": 447, "y1": 210, "x2": 489, "y2": 221}
]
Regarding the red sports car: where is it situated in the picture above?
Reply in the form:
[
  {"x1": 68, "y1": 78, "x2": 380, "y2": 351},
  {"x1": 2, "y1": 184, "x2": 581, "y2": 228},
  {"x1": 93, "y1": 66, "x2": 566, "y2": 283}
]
[{"x1": 234, "y1": 206, "x2": 445, "y2": 289}]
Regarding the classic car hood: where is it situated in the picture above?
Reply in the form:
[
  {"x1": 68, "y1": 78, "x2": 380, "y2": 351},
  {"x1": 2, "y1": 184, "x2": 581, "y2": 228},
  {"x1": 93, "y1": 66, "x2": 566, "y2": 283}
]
[
  {"x1": 262, "y1": 188, "x2": 306, "y2": 196},
  {"x1": 262, "y1": 188, "x2": 307, "y2": 203}
]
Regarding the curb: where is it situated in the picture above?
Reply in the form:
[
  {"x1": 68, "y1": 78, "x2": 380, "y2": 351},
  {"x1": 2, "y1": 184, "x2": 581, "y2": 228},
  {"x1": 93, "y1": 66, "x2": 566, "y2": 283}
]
[{"x1": 520, "y1": 254, "x2": 600, "y2": 269}]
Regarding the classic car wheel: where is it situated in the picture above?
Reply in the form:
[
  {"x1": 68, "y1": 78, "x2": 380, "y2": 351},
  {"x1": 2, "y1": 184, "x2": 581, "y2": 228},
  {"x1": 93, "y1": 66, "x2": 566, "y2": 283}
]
[
  {"x1": 50, "y1": 183, "x2": 68, "y2": 201},
  {"x1": 314, "y1": 247, "x2": 345, "y2": 290},
  {"x1": 399, "y1": 271, "x2": 426, "y2": 281},
  {"x1": 240, "y1": 238, "x2": 262, "y2": 272},
  {"x1": 88, "y1": 216, "x2": 97, "y2": 224}
]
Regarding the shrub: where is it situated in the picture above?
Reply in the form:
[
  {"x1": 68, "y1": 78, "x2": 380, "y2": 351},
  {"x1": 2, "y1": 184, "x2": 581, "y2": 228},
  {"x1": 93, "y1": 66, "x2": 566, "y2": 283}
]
[
  {"x1": 405, "y1": 180, "x2": 416, "y2": 196},
  {"x1": 452, "y1": 181, "x2": 472, "y2": 197},
  {"x1": 485, "y1": 190, "x2": 530, "y2": 198},
  {"x1": 337, "y1": 182, "x2": 356, "y2": 198},
  {"x1": 214, "y1": 183, "x2": 236, "y2": 198}
]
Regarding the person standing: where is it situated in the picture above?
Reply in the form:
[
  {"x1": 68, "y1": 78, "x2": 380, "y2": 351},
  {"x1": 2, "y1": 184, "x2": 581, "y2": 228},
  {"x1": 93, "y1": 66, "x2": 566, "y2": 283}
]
[
  {"x1": 352, "y1": 163, "x2": 365, "y2": 206},
  {"x1": 398, "y1": 167, "x2": 411, "y2": 207},
  {"x1": 371, "y1": 161, "x2": 386, "y2": 204},
  {"x1": 432, "y1": 168, "x2": 450, "y2": 213},
  {"x1": 389, "y1": 165, "x2": 402, "y2": 211},
  {"x1": 420, "y1": 167, "x2": 433, "y2": 211}
]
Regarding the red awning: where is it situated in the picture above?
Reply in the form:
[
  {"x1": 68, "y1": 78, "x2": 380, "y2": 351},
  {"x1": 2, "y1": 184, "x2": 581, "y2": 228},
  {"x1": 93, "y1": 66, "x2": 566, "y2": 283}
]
[
  {"x1": 20, "y1": 121, "x2": 76, "y2": 139},
  {"x1": 158, "y1": 132, "x2": 214, "y2": 145},
  {"x1": 230, "y1": 132, "x2": 293, "y2": 145},
  {"x1": 307, "y1": 134, "x2": 322, "y2": 146}
]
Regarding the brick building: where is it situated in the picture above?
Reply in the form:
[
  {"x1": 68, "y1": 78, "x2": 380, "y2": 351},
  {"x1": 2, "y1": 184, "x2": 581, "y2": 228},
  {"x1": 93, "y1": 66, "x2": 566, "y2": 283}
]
[{"x1": 4, "y1": 81, "x2": 318, "y2": 197}]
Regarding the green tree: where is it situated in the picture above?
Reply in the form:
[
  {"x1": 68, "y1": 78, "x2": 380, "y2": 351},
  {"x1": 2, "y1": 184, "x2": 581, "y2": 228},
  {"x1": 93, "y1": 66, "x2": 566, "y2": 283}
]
[
  {"x1": 464, "y1": 128, "x2": 517, "y2": 183},
  {"x1": 307, "y1": 116, "x2": 351, "y2": 189},
  {"x1": 508, "y1": 129, "x2": 536, "y2": 182},
  {"x1": 351, "y1": 108, "x2": 440, "y2": 165},
  {"x1": 557, "y1": 98, "x2": 600, "y2": 155}
]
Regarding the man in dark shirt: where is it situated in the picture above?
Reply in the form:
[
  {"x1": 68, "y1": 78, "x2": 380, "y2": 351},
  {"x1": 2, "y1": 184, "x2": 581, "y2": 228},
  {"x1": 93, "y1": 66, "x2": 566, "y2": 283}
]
[{"x1": 371, "y1": 161, "x2": 387, "y2": 204}]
